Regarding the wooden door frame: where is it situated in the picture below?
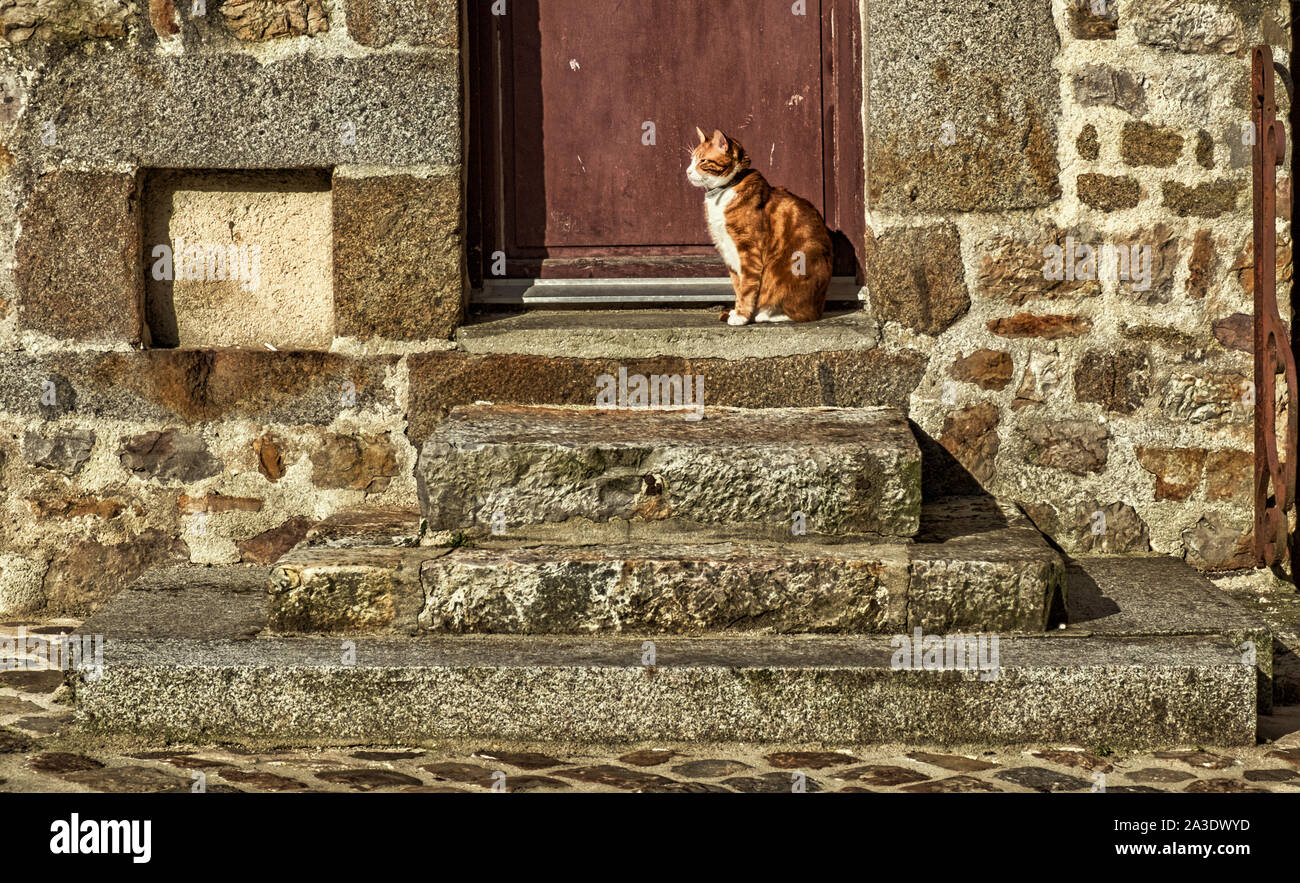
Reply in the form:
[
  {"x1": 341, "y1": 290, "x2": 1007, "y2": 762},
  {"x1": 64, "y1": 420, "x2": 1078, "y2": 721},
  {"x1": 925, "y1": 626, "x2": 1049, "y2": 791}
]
[{"x1": 466, "y1": 0, "x2": 865, "y2": 289}]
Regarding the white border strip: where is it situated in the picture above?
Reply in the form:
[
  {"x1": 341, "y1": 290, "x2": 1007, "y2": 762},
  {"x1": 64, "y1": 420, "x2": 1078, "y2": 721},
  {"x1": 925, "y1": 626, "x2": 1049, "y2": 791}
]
[{"x1": 474, "y1": 277, "x2": 866, "y2": 305}]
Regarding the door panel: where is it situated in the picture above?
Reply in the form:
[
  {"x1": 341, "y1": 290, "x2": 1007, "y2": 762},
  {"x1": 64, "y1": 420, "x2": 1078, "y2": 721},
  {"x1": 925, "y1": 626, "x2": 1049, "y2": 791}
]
[
  {"x1": 472, "y1": 0, "x2": 863, "y2": 282},
  {"x1": 511, "y1": 1, "x2": 824, "y2": 249}
]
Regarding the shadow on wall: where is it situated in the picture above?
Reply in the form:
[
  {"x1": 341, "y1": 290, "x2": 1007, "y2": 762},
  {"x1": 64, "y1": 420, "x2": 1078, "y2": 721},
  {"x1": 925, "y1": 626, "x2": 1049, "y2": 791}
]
[{"x1": 909, "y1": 421, "x2": 990, "y2": 503}]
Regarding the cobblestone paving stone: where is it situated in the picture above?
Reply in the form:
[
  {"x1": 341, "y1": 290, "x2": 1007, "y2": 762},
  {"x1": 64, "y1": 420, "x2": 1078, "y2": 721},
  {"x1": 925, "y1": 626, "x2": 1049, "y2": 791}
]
[{"x1": 1, "y1": 618, "x2": 1300, "y2": 794}]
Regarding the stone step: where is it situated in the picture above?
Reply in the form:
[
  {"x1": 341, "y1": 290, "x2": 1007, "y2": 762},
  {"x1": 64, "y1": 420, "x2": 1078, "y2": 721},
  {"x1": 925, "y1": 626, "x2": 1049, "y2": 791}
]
[
  {"x1": 454, "y1": 308, "x2": 880, "y2": 361},
  {"x1": 407, "y1": 344, "x2": 926, "y2": 448},
  {"x1": 406, "y1": 311, "x2": 930, "y2": 505},
  {"x1": 1062, "y1": 554, "x2": 1275, "y2": 713},
  {"x1": 69, "y1": 555, "x2": 1267, "y2": 748},
  {"x1": 415, "y1": 404, "x2": 922, "y2": 540},
  {"x1": 266, "y1": 497, "x2": 1065, "y2": 635},
  {"x1": 302, "y1": 505, "x2": 423, "y2": 548},
  {"x1": 68, "y1": 633, "x2": 1254, "y2": 749}
]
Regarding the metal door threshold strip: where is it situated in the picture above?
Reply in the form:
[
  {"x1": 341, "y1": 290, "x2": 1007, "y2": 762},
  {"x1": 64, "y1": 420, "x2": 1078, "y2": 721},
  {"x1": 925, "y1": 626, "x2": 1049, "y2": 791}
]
[{"x1": 474, "y1": 276, "x2": 866, "y2": 305}]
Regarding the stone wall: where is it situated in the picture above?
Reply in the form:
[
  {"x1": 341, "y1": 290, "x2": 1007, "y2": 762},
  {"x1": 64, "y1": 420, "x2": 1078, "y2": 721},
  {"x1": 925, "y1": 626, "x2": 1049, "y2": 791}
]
[
  {"x1": 866, "y1": 0, "x2": 1292, "y2": 570},
  {"x1": 0, "y1": 1, "x2": 464, "y2": 613},
  {"x1": 0, "y1": 0, "x2": 1292, "y2": 614}
]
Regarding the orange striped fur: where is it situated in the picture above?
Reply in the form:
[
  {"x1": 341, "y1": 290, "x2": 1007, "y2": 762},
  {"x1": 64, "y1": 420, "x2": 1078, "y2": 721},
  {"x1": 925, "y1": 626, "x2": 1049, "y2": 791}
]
[{"x1": 687, "y1": 128, "x2": 832, "y2": 324}]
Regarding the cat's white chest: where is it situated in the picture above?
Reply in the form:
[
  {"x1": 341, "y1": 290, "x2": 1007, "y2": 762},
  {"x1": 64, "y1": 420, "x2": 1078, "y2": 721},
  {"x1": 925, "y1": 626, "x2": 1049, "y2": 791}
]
[{"x1": 705, "y1": 189, "x2": 741, "y2": 275}]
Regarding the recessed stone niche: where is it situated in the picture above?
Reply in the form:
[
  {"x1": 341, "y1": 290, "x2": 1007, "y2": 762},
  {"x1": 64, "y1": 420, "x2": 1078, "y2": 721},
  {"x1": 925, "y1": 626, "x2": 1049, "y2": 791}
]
[{"x1": 142, "y1": 169, "x2": 333, "y2": 349}]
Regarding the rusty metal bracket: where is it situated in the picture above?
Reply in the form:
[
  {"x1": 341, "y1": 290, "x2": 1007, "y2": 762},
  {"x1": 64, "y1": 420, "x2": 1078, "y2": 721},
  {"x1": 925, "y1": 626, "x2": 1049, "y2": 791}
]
[{"x1": 1252, "y1": 45, "x2": 1296, "y2": 567}]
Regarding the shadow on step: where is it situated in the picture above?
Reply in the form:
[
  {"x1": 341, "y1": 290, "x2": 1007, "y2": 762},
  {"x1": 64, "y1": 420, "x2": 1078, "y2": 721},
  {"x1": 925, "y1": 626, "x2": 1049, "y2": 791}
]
[
  {"x1": 1065, "y1": 567, "x2": 1122, "y2": 626},
  {"x1": 914, "y1": 496, "x2": 1009, "y2": 543}
]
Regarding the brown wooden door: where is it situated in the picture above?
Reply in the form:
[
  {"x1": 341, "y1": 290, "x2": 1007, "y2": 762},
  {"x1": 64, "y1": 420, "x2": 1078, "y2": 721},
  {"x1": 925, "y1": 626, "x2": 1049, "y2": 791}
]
[{"x1": 470, "y1": 0, "x2": 863, "y2": 284}]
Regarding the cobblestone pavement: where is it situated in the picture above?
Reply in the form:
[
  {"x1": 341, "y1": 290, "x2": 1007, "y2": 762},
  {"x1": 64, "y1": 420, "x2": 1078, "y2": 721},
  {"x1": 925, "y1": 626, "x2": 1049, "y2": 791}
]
[{"x1": 2, "y1": 618, "x2": 1299, "y2": 794}]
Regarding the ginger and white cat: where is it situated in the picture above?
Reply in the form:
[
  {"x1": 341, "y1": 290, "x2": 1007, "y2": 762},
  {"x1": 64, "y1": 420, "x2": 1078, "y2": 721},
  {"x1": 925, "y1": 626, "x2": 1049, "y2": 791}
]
[{"x1": 687, "y1": 127, "x2": 833, "y2": 324}]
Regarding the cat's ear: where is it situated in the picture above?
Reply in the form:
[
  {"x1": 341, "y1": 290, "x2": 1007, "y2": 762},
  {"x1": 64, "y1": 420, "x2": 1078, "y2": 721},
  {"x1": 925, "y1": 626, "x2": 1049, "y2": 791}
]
[
  {"x1": 711, "y1": 129, "x2": 729, "y2": 152},
  {"x1": 695, "y1": 126, "x2": 708, "y2": 144}
]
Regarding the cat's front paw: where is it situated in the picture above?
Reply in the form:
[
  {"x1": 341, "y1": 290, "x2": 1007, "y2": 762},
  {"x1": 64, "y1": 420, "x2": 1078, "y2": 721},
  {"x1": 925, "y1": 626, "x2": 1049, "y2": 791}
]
[{"x1": 726, "y1": 309, "x2": 749, "y2": 326}]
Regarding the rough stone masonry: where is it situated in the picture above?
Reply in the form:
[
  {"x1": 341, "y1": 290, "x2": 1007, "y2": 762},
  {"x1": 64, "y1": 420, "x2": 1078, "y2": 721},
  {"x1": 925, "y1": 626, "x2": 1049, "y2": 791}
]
[{"x1": 0, "y1": 1, "x2": 1292, "y2": 615}]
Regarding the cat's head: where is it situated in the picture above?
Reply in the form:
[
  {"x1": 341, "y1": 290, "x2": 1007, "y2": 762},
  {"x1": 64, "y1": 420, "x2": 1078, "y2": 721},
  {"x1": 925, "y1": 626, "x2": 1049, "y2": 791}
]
[{"x1": 687, "y1": 128, "x2": 750, "y2": 190}]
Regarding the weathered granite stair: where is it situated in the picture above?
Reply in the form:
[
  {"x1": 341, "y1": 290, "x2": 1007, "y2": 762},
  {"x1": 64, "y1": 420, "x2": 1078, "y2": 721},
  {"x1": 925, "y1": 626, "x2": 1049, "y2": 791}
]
[
  {"x1": 1062, "y1": 555, "x2": 1275, "y2": 713},
  {"x1": 68, "y1": 559, "x2": 1260, "y2": 748},
  {"x1": 406, "y1": 310, "x2": 923, "y2": 448},
  {"x1": 61, "y1": 402, "x2": 1274, "y2": 750},
  {"x1": 267, "y1": 497, "x2": 1064, "y2": 635},
  {"x1": 415, "y1": 404, "x2": 922, "y2": 540}
]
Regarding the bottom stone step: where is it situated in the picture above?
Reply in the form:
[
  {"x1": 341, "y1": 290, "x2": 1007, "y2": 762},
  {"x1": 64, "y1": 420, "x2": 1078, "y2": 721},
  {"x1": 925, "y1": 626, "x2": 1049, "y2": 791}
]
[
  {"x1": 70, "y1": 570, "x2": 1254, "y2": 748},
  {"x1": 69, "y1": 634, "x2": 1253, "y2": 748},
  {"x1": 68, "y1": 550, "x2": 1268, "y2": 750}
]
